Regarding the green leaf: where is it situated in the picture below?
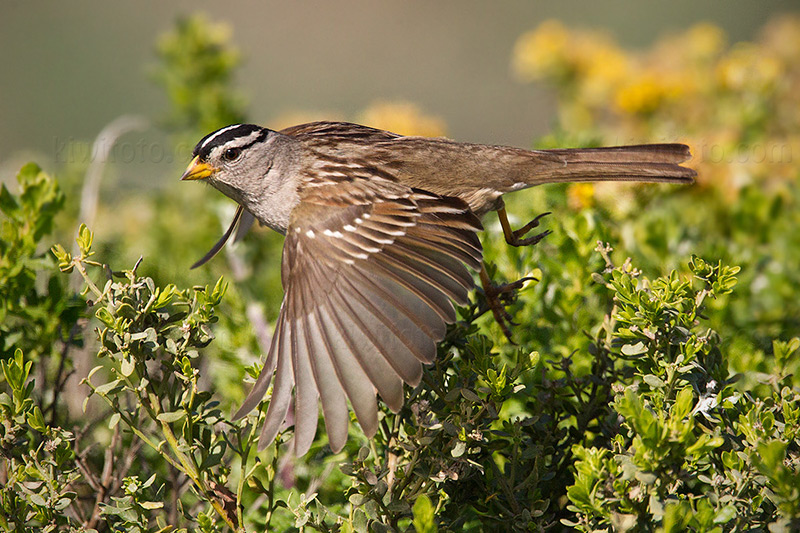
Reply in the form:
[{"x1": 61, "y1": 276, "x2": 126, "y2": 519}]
[
  {"x1": 16, "y1": 161, "x2": 43, "y2": 182},
  {"x1": 622, "y1": 342, "x2": 648, "y2": 356},
  {"x1": 713, "y1": 504, "x2": 737, "y2": 524},
  {"x1": 672, "y1": 387, "x2": 694, "y2": 419},
  {"x1": 412, "y1": 494, "x2": 437, "y2": 533},
  {"x1": 142, "y1": 473, "x2": 157, "y2": 489},
  {"x1": 460, "y1": 388, "x2": 481, "y2": 402},
  {"x1": 96, "y1": 307, "x2": 115, "y2": 327},
  {"x1": 643, "y1": 374, "x2": 666, "y2": 388},
  {"x1": 157, "y1": 411, "x2": 186, "y2": 424},
  {"x1": 774, "y1": 337, "x2": 800, "y2": 369},
  {"x1": 0, "y1": 183, "x2": 20, "y2": 217},
  {"x1": 154, "y1": 285, "x2": 178, "y2": 309},
  {"x1": 210, "y1": 276, "x2": 227, "y2": 304},
  {"x1": 94, "y1": 379, "x2": 124, "y2": 396},
  {"x1": 662, "y1": 502, "x2": 692, "y2": 532},
  {"x1": 29, "y1": 493, "x2": 47, "y2": 507},
  {"x1": 87, "y1": 365, "x2": 105, "y2": 381},
  {"x1": 119, "y1": 355, "x2": 135, "y2": 377},
  {"x1": 451, "y1": 441, "x2": 467, "y2": 458},
  {"x1": 50, "y1": 244, "x2": 74, "y2": 272},
  {"x1": 27, "y1": 406, "x2": 47, "y2": 432},
  {"x1": 115, "y1": 303, "x2": 137, "y2": 320},
  {"x1": 76, "y1": 223, "x2": 94, "y2": 255},
  {"x1": 141, "y1": 501, "x2": 164, "y2": 510},
  {"x1": 2, "y1": 349, "x2": 30, "y2": 390},
  {"x1": 756, "y1": 440, "x2": 787, "y2": 472},
  {"x1": 54, "y1": 497, "x2": 72, "y2": 511}
]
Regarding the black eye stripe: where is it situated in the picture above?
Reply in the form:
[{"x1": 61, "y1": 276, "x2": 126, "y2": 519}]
[
  {"x1": 193, "y1": 124, "x2": 270, "y2": 160},
  {"x1": 231, "y1": 130, "x2": 269, "y2": 152}
]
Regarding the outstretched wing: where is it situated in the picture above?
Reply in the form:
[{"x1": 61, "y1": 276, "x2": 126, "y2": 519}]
[{"x1": 234, "y1": 176, "x2": 482, "y2": 455}]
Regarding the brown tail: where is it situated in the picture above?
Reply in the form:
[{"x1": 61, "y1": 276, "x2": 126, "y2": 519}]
[{"x1": 531, "y1": 144, "x2": 696, "y2": 186}]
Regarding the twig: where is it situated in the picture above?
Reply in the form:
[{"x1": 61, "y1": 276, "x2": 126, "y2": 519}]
[{"x1": 47, "y1": 322, "x2": 80, "y2": 425}]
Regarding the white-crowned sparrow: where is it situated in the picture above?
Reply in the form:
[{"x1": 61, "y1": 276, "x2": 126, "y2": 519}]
[{"x1": 182, "y1": 121, "x2": 695, "y2": 455}]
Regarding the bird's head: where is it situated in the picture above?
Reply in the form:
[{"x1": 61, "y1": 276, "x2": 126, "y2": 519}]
[{"x1": 181, "y1": 123, "x2": 301, "y2": 233}]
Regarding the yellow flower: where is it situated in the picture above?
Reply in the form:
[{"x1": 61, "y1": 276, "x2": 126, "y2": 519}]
[
  {"x1": 358, "y1": 101, "x2": 447, "y2": 137},
  {"x1": 759, "y1": 15, "x2": 800, "y2": 63},
  {"x1": 512, "y1": 20, "x2": 570, "y2": 81},
  {"x1": 684, "y1": 23, "x2": 727, "y2": 61},
  {"x1": 615, "y1": 73, "x2": 667, "y2": 115},
  {"x1": 716, "y1": 43, "x2": 783, "y2": 92},
  {"x1": 578, "y1": 38, "x2": 629, "y2": 103},
  {"x1": 567, "y1": 183, "x2": 595, "y2": 211},
  {"x1": 513, "y1": 19, "x2": 630, "y2": 110},
  {"x1": 512, "y1": 15, "x2": 797, "y2": 204}
]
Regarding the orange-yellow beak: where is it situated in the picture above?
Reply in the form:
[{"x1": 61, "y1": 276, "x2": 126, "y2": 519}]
[{"x1": 181, "y1": 156, "x2": 217, "y2": 181}]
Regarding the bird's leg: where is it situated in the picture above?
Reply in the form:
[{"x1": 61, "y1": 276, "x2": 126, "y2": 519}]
[
  {"x1": 497, "y1": 206, "x2": 552, "y2": 247},
  {"x1": 479, "y1": 265, "x2": 537, "y2": 343},
  {"x1": 478, "y1": 205, "x2": 550, "y2": 341}
]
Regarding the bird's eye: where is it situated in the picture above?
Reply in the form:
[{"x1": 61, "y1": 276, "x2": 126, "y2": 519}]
[{"x1": 222, "y1": 147, "x2": 242, "y2": 162}]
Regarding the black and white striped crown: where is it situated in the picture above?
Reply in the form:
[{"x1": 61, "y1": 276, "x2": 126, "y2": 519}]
[{"x1": 192, "y1": 124, "x2": 270, "y2": 160}]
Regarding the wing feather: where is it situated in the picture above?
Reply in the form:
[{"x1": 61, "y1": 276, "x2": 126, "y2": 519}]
[
  {"x1": 350, "y1": 265, "x2": 446, "y2": 340},
  {"x1": 290, "y1": 290, "x2": 320, "y2": 456},
  {"x1": 236, "y1": 176, "x2": 483, "y2": 454},
  {"x1": 330, "y1": 278, "x2": 425, "y2": 392},
  {"x1": 372, "y1": 247, "x2": 468, "y2": 305},
  {"x1": 304, "y1": 256, "x2": 408, "y2": 411},
  {"x1": 315, "y1": 300, "x2": 380, "y2": 437},
  {"x1": 258, "y1": 316, "x2": 293, "y2": 449},
  {"x1": 389, "y1": 237, "x2": 474, "y2": 289},
  {"x1": 305, "y1": 309, "x2": 350, "y2": 452},
  {"x1": 363, "y1": 254, "x2": 457, "y2": 322}
]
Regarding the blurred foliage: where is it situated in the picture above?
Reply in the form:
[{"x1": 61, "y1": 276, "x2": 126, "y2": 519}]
[
  {"x1": 153, "y1": 13, "x2": 246, "y2": 141},
  {"x1": 0, "y1": 163, "x2": 79, "y2": 363},
  {"x1": 2, "y1": 11, "x2": 800, "y2": 533}
]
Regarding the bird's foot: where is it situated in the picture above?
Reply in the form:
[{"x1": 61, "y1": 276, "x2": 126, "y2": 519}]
[
  {"x1": 479, "y1": 267, "x2": 538, "y2": 343},
  {"x1": 480, "y1": 209, "x2": 551, "y2": 340},
  {"x1": 504, "y1": 211, "x2": 552, "y2": 247}
]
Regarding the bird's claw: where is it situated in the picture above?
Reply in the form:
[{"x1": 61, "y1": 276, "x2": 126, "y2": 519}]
[
  {"x1": 506, "y1": 212, "x2": 552, "y2": 247},
  {"x1": 480, "y1": 274, "x2": 538, "y2": 343},
  {"x1": 482, "y1": 210, "x2": 553, "y2": 341}
]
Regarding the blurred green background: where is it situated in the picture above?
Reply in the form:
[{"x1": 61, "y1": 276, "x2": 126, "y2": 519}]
[{"x1": 0, "y1": 0, "x2": 795, "y2": 174}]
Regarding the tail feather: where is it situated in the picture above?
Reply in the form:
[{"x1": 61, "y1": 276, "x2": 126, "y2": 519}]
[
  {"x1": 545, "y1": 143, "x2": 692, "y2": 165},
  {"x1": 525, "y1": 144, "x2": 696, "y2": 187}
]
